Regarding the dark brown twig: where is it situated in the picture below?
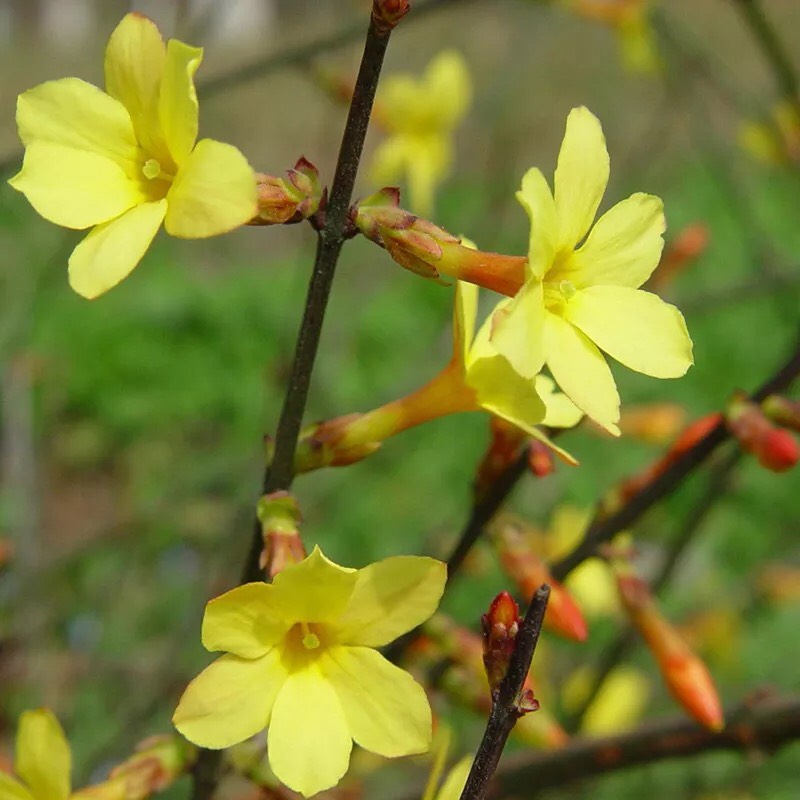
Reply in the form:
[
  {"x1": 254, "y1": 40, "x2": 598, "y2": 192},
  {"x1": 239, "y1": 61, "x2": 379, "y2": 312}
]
[
  {"x1": 459, "y1": 585, "x2": 551, "y2": 800},
  {"x1": 550, "y1": 335, "x2": 800, "y2": 582},
  {"x1": 493, "y1": 692, "x2": 800, "y2": 795},
  {"x1": 190, "y1": 10, "x2": 394, "y2": 800}
]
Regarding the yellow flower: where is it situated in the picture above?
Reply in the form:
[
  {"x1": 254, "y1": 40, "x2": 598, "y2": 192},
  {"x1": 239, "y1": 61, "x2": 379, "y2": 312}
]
[
  {"x1": 491, "y1": 107, "x2": 693, "y2": 434},
  {"x1": 172, "y1": 547, "x2": 446, "y2": 797},
  {"x1": 372, "y1": 51, "x2": 471, "y2": 215},
  {"x1": 0, "y1": 709, "x2": 124, "y2": 800},
  {"x1": 9, "y1": 13, "x2": 257, "y2": 299},
  {"x1": 454, "y1": 280, "x2": 582, "y2": 462}
]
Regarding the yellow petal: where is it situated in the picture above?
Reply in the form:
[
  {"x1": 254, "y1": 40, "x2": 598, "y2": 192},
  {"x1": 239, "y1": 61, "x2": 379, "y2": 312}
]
[
  {"x1": 16, "y1": 78, "x2": 140, "y2": 173},
  {"x1": 165, "y1": 139, "x2": 257, "y2": 238},
  {"x1": 104, "y1": 12, "x2": 169, "y2": 164},
  {"x1": 436, "y1": 756, "x2": 473, "y2": 800},
  {"x1": 424, "y1": 51, "x2": 471, "y2": 129},
  {"x1": 9, "y1": 142, "x2": 144, "y2": 230},
  {"x1": 268, "y1": 665, "x2": 351, "y2": 797},
  {"x1": 453, "y1": 281, "x2": 479, "y2": 366},
  {"x1": 159, "y1": 39, "x2": 202, "y2": 167},
  {"x1": 544, "y1": 313, "x2": 620, "y2": 435},
  {"x1": 516, "y1": 167, "x2": 558, "y2": 279},
  {"x1": 16, "y1": 709, "x2": 71, "y2": 800},
  {"x1": 0, "y1": 773, "x2": 33, "y2": 800},
  {"x1": 487, "y1": 280, "x2": 546, "y2": 379},
  {"x1": 271, "y1": 547, "x2": 357, "y2": 626},
  {"x1": 566, "y1": 286, "x2": 693, "y2": 378},
  {"x1": 553, "y1": 107, "x2": 609, "y2": 251},
  {"x1": 565, "y1": 193, "x2": 665, "y2": 289},
  {"x1": 172, "y1": 650, "x2": 287, "y2": 749},
  {"x1": 202, "y1": 583, "x2": 290, "y2": 658},
  {"x1": 565, "y1": 558, "x2": 620, "y2": 618},
  {"x1": 406, "y1": 135, "x2": 449, "y2": 216},
  {"x1": 323, "y1": 646, "x2": 432, "y2": 757},
  {"x1": 581, "y1": 666, "x2": 650, "y2": 734},
  {"x1": 68, "y1": 199, "x2": 167, "y2": 299},
  {"x1": 467, "y1": 353, "x2": 546, "y2": 432},
  {"x1": 335, "y1": 557, "x2": 446, "y2": 647},
  {"x1": 536, "y1": 374, "x2": 584, "y2": 429}
]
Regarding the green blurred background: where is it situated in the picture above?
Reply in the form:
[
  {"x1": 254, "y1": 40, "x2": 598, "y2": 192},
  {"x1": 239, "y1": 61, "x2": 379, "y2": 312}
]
[{"x1": 1, "y1": 0, "x2": 799, "y2": 797}]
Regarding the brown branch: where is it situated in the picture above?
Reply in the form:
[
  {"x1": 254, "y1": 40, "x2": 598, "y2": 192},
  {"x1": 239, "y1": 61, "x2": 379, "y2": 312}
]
[
  {"x1": 384, "y1": 447, "x2": 530, "y2": 662},
  {"x1": 493, "y1": 692, "x2": 800, "y2": 795},
  {"x1": 459, "y1": 585, "x2": 551, "y2": 800},
  {"x1": 563, "y1": 448, "x2": 743, "y2": 733},
  {"x1": 550, "y1": 334, "x2": 800, "y2": 582},
  {"x1": 190, "y1": 9, "x2": 395, "y2": 800}
]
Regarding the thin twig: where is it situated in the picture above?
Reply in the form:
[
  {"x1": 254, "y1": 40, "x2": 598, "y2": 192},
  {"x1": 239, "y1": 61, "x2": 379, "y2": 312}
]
[
  {"x1": 492, "y1": 692, "x2": 800, "y2": 795},
  {"x1": 563, "y1": 448, "x2": 743, "y2": 733},
  {"x1": 730, "y1": 0, "x2": 800, "y2": 114},
  {"x1": 384, "y1": 447, "x2": 530, "y2": 662},
  {"x1": 459, "y1": 585, "x2": 551, "y2": 800},
  {"x1": 550, "y1": 334, "x2": 800, "y2": 582},
  {"x1": 189, "y1": 10, "x2": 395, "y2": 800}
]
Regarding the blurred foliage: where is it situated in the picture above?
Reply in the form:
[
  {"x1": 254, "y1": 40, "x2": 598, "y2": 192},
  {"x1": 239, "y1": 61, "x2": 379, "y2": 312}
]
[{"x1": 1, "y1": 1, "x2": 800, "y2": 799}]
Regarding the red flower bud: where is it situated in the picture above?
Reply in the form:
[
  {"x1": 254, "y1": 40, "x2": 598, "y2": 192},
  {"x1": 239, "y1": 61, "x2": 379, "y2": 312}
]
[
  {"x1": 372, "y1": 0, "x2": 411, "y2": 33},
  {"x1": 481, "y1": 591, "x2": 521, "y2": 693},
  {"x1": 727, "y1": 394, "x2": 799, "y2": 473},
  {"x1": 528, "y1": 440, "x2": 555, "y2": 477}
]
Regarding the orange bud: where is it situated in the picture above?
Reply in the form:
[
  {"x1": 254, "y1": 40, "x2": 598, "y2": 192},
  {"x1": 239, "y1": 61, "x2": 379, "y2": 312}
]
[
  {"x1": 613, "y1": 563, "x2": 724, "y2": 731},
  {"x1": 491, "y1": 519, "x2": 588, "y2": 642},
  {"x1": 649, "y1": 222, "x2": 710, "y2": 291},
  {"x1": 727, "y1": 394, "x2": 799, "y2": 473},
  {"x1": 528, "y1": 440, "x2": 555, "y2": 477}
]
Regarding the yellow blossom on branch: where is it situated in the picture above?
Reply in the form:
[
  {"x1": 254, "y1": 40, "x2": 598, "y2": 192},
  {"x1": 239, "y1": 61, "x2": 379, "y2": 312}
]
[
  {"x1": 0, "y1": 709, "x2": 126, "y2": 800},
  {"x1": 9, "y1": 13, "x2": 257, "y2": 299},
  {"x1": 491, "y1": 106, "x2": 693, "y2": 434},
  {"x1": 371, "y1": 51, "x2": 471, "y2": 215},
  {"x1": 172, "y1": 547, "x2": 446, "y2": 797}
]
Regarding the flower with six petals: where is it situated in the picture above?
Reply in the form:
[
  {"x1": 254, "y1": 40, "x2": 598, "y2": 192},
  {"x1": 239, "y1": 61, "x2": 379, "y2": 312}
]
[
  {"x1": 172, "y1": 547, "x2": 446, "y2": 797},
  {"x1": 491, "y1": 106, "x2": 693, "y2": 434},
  {"x1": 9, "y1": 13, "x2": 257, "y2": 299}
]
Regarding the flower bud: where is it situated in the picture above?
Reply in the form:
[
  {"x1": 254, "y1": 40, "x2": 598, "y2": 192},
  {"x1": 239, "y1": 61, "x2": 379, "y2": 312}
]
[
  {"x1": 108, "y1": 735, "x2": 196, "y2": 799},
  {"x1": 613, "y1": 561, "x2": 724, "y2": 731},
  {"x1": 618, "y1": 403, "x2": 687, "y2": 444},
  {"x1": 256, "y1": 491, "x2": 307, "y2": 578},
  {"x1": 528, "y1": 440, "x2": 555, "y2": 477},
  {"x1": 649, "y1": 222, "x2": 709, "y2": 291},
  {"x1": 353, "y1": 189, "x2": 526, "y2": 294},
  {"x1": 762, "y1": 394, "x2": 800, "y2": 433},
  {"x1": 481, "y1": 591, "x2": 521, "y2": 693},
  {"x1": 372, "y1": 0, "x2": 411, "y2": 33},
  {"x1": 490, "y1": 518, "x2": 588, "y2": 642},
  {"x1": 727, "y1": 393, "x2": 799, "y2": 473},
  {"x1": 251, "y1": 157, "x2": 323, "y2": 226},
  {"x1": 473, "y1": 417, "x2": 527, "y2": 499}
]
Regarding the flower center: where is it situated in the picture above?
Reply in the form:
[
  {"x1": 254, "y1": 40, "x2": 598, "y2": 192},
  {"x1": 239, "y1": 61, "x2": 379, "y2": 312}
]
[
  {"x1": 142, "y1": 158, "x2": 175, "y2": 183},
  {"x1": 559, "y1": 280, "x2": 577, "y2": 300},
  {"x1": 300, "y1": 622, "x2": 320, "y2": 650}
]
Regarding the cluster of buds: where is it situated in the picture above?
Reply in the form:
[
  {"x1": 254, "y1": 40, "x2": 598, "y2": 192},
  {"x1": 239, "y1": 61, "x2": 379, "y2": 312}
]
[
  {"x1": 256, "y1": 491, "x2": 307, "y2": 579},
  {"x1": 423, "y1": 613, "x2": 562, "y2": 747},
  {"x1": 726, "y1": 392, "x2": 799, "y2": 473},
  {"x1": 251, "y1": 158, "x2": 324, "y2": 227},
  {"x1": 611, "y1": 556, "x2": 724, "y2": 731},
  {"x1": 106, "y1": 735, "x2": 196, "y2": 799},
  {"x1": 473, "y1": 418, "x2": 554, "y2": 500},
  {"x1": 490, "y1": 517, "x2": 587, "y2": 642},
  {"x1": 352, "y1": 188, "x2": 525, "y2": 295}
]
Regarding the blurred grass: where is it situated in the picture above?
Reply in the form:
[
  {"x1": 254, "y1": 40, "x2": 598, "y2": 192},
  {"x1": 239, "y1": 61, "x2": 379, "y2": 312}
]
[{"x1": 1, "y1": 1, "x2": 800, "y2": 798}]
